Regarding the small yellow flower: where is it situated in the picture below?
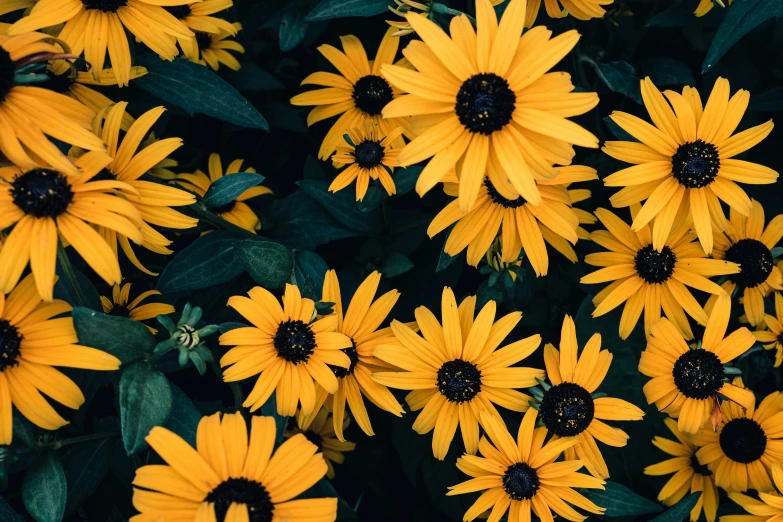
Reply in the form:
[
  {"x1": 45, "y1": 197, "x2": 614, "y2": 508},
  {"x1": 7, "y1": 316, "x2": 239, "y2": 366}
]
[
  {"x1": 100, "y1": 283, "x2": 174, "y2": 334},
  {"x1": 753, "y1": 292, "x2": 783, "y2": 367},
  {"x1": 287, "y1": 407, "x2": 355, "y2": 479}
]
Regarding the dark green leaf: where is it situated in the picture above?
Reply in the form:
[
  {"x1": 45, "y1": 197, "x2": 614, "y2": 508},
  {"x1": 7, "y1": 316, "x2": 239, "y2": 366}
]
[
  {"x1": 224, "y1": 63, "x2": 283, "y2": 92},
  {"x1": 162, "y1": 384, "x2": 201, "y2": 446},
  {"x1": 261, "y1": 103, "x2": 308, "y2": 133},
  {"x1": 703, "y1": 0, "x2": 783, "y2": 72},
  {"x1": 647, "y1": 0, "x2": 692, "y2": 27},
  {"x1": 280, "y1": 8, "x2": 308, "y2": 51},
  {"x1": 219, "y1": 322, "x2": 246, "y2": 332},
  {"x1": 134, "y1": 55, "x2": 269, "y2": 131},
  {"x1": 393, "y1": 166, "x2": 422, "y2": 197},
  {"x1": 380, "y1": 252, "x2": 414, "y2": 278},
  {"x1": 0, "y1": 497, "x2": 23, "y2": 522},
  {"x1": 266, "y1": 190, "x2": 358, "y2": 250},
  {"x1": 436, "y1": 230, "x2": 461, "y2": 272},
  {"x1": 73, "y1": 307, "x2": 155, "y2": 364},
  {"x1": 54, "y1": 258, "x2": 102, "y2": 310},
  {"x1": 749, "y1": 87, "x2": 783, "y2": 112},
  {"x1": 22, "y1": 453, "x2": 67, "y2": 522},
  {"x1": 157, "y1": 232, "x2": 244, "y2": 293},
  {"x1": 304, "y1": 156, "x2": 326, "y2": 180},
  {"x1": 293, "y1": 250, "x2": 329, "y2": 301},
  {"x1": 119, "y1": 362, "x2": 173, "y2": 455},
  {"x1": 603, "y1": 116, "x2": 637, "y2": 142},
  {"x1": 582, "y1": 481, "x2": 662, "y2": 517},
  {"x1": 356, "y1": 185, "x2": 385, "y2": 212},
  {"x1": 297, "y1": 179, "x2": 383, "y2": 234},
  {"x1": 260, "y1": 392, "x2": 287, "y2": 445},
  {"x1": 202, "y1": 173, "x2": 265, "y2": 208},
  {"x1": 584, "y1": 59, "x2": 641, "y2": 103},
  {"x1": 63, "y1": 438, "x2": 114, "y2": 516},
  {"x1": 235, "y1": 240, "x2": 294, "y2": 289},
  {"x1": 305, "y1": 0, "x2": 389, "y2": 21},
  {"x1": 651, "y1": 492, "x2": 701, "y2": 521},
  {"x1": 642, "y1": 57, "x2": 695, "y2": 87}
]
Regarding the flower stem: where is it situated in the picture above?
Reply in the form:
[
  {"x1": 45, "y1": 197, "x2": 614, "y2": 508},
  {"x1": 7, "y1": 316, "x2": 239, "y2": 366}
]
[
  {"x1": 57, "y1": 241, "x2": 90, "y2": 308},
  {"x1": 187, "y1": 204, "x2": 263, "y2": 240},
  {"x1": 37, "y1": 431, "x2": 118, "y2": 450}
]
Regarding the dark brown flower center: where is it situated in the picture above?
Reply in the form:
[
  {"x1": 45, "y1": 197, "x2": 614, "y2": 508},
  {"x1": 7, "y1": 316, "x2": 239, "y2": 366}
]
[
  {"x1": 0, "y1": 48, "x2": 14, "y2": 102},
  {"x1": 503, "y1": 462, "x2": 540, "y2": 500},
  {"x1": 81, "y1": 0, "x2": 127, "y2": 12},
  {"x1": 456, "y1": 73, "x2": 516, "y2": 135},
  {"x1": 437, "y1": 359, "x2": 482, "y2": 403},
  {"x1": 690, "y1": 454, "x2": 712, "y2": 476},
  {"x1": 539, "y1": 382, "x2": 595, "y2": 436},
  {"x1": 0, "y1": 320, "x2": 22, "y2": 372},
  {"x1": 719, "y1": 418, "x2": 767, "y2": 464},
  {"x1": 273, "y1": 320, "x2": 316, "y2": 364},
  {"x1": 484, "y1": 177, "x2": 525, "y2": 209},
  {"x1": 352, "y1": 75, "x2": 393, "y2": 116},
  {"x1": 725, "y1": 238, "x2": 773, "y2": 288},
  {"x1": 164, "y1": 5, "x2": 191, "y2": 18},
  {"x1": 671, "y1": 139, "x2": 720, "y2": 188},
  {"x1": 108, "y1": 304, "x2": 130, "y2": 318},
  {"x1": 303, "y1": 429, "x2": 322, "y2": 447},
  {"x1": 353, "y1": 140, "x2": 384, "y2": 169},
  {"x1": 672, "y1": 349, "x2": 725, "y2": 399},
  {"x1": 11, "y1": 168, "x2": 74, "y2": 218},
  {"x1": 196, "y1": 32, "x2": 214, "y2": 52},
  {"x1": 634, "y1": 245, "x2": 677, "y2": 284},
  {"x1": 330, "y1": 343, "x2": 359, "y2": 378},
  {"x1": 205, "y1": 477, "x2": 273, "y2": 522}
]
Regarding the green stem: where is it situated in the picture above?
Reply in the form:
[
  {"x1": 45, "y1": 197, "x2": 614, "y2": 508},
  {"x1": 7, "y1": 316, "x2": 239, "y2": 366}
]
[
  {"x1": 209, "y1": 357, "x2": 243, "y2": 411},
  {"x1": 38, "y1": 431, "x2": 117, "y2": 450},
  {"x1": 187, "y1": 204, "x2": 262, "y2": 240},
  {"x1": 57, "y1": 241, "x2": 89, "y2": 308},
  {"x1": 431, "y1": 2, "x2": 476, "y2": 23}
]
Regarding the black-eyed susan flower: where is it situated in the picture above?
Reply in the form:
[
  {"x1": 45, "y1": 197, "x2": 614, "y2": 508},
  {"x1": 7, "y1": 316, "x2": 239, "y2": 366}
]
[
  {"x1": 581, "y1": 206, "x2": 740, "y2": 340},
  {"x1": 381, "y1": 0, "x2": 599, "y2": 211},
  {"x1": 177, "y1": 153, "x2": 271, "y2": 234},
  {"x1": 530, "y1": 315, "x2": 644, "y2": 478},
  {"x1": 0, "y1": 32, "x2": 106, "y2": 175},
  {"x1": 296, "y1": 270, "x2": 404, "y2": 440},
  {"x1": 287, "y1": 407, "x2": 355, "y2": 479},
  {"x1": 373, "y1": 287, "x2": 544, "y2": 460},
  {"x1": 290, "y1": 26, "x2": 411, "y2": 160},
  {"x1": 695, "y1": 0, "x2": 730, "y2": 17},
  {"x1": 219, "y1": 284, "x2": 353, "y2": 416},
  {"x1": 692, "y1": 379, "x2": 783, "y2": 493},
  {"x1": 448, "y1": 408, "x2": 605, "y2": 522},
  {"x1": 0, "y1": 152, "x2": 142, "y2": 302},
  {"x1": 639, "y1": 295, "x2": 756, "y2": 434},
  {"x1": 753, "y1": 292, "x2": 783, "y2": 367},
  {"x1": 723, "y1": 463, "x2": 783, "y2": 522},
  {"x1": 429, "y1": 166, "x2": 597, "y2": 274},
  {"x1": 331, "y1": 120, "x2": 403, "y2": 200},
  {"x1": 645, "y1": 418, "x2": 718, "y2": 522},
  {"x1": 706, "y1": 199, "x2": 783, "y2": 327},
  {"x1": 89, "y1": 102, "x2": 198, "y2": 275},
  {"x1": 9, "y1": 0, "x2": 193, "y2": 86},
  {"x1": 132, "y1": 412, "x2": 337, "y2": 521},
  {"x1": 186, "y1": 22, "x2": 245, "y2": 72},
  {"x1": 100, "y1": 282, "x2": 174, "y2": 333},
  {"x1": 525, "y1": 0, "x2": 614, "y2": 22},
  {"x1": 603, "y1": 77, "x2": 777, "y2": 255},
  {"x1": 0, "y1": 273, "x2": 121, "y2": 444},
  {"x1": 165, "y1": 0, "x2": 237, "y2": 36}
]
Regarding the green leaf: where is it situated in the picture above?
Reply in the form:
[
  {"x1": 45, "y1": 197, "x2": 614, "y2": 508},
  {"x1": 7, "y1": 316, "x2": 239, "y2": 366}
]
[
  {"x1": 703, "y1": 0, "x2": 783, "y2": 72},
  {"x1": 119, "y1": 362, "x2": 173, "y2": 455},
  {"x1": 651, "y1": 492, "x2": 701, "y2": 521},
  {"x1": 134, "y1": 55, "x2": 269, "y2": 131},
  {"x1": 162, "y1": 384, "x2": 201, "y2": 447},
  {"x1": 642, "y1": 57, "x2": 695, "y2": 87},
  {"x1": 224, "y1": 63, "x2": 283, "y2": 92},
  {"x1": 436, "y1": 230, "x2": 462, "y2": 272},
  {"x1": 647, "y1": 0, "x2": 692, "y2": 27},
  {"x1": 280, "y1": 8, "x2": 308, "y2": 51},
  {"x1": 0, "y1": 497, "x2": 23, "y2": 522},
  {"x1": 603, "y1": 116, "x2": 637, "y2": 142},
  {"x1": 749, "y1": 87, "x2": 783, "y2": 112},
  {"x1": 235, "y1": 240, "x2": 294, "y2": 289},
  {"x1": 582, "y1": 481, "x2": 662, "y2": 517},
  {"x1": 305, "y1": 0, "x2": 389, "y2": 21},
  {"x1": 584, "y1": 58, "x2": 641, "y2": 103},
  {"x1": 393, "y1": 166, "x2": 422, "y2": 197},
  {"x1": 202, "y1": 173, "x2": 265, "y2": 209},
  {"x1": 22, "y1": 453, "x2": 67, "y2": 522},
  {"x1": 297, "y1": 179, "x2": 383, "y2": 235},
  {"x1": 266, "y1": 190, "x2": 358, "y2": 250},
  {"x1": 380, "y1": 252, "x2": 414, "y2": 278},
  {"x1": 260, "y1": 392, "x2": 287, "y2": 446},
  {"x1": 53, "y1": 257, "x2": 102, "y2": 310},
  {"x1": 63, "y1": 438, "x2": 114, "y2": 516},
  {"x1": 293, "y1": 250, "x2": 329, "y2": 301},
  {"x1": 158, "y1": 232, "x2": 244, "y2": 293},
  {"x1": 72, "y1": 307, "x2": 155, "y2": 364}
]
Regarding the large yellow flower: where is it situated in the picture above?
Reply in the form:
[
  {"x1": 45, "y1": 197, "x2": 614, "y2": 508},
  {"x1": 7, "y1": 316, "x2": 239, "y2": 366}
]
[
  {"x1": 692, "y1": 379, "x2": 783, "y2": 493},
  {"x1": 525, "y1": 0, "x2": 615, "y2": 22},
  {"x1": 290, "y1": 27, "x2": 411, "y2": 160},
  {"x1": 429, "y1": 166, "x2": 597, "y2": 274},
  {"x1": 645, "y1": 417, "x2": 718, "y2": 522},
  {"x1": 0, "y1": 32, "x2": 106, "y2": 175},
  {"x1": 447, "y1": 408, "x2": 605, "y2": 522},
  {"x1": 381, "y1": 0, "x2": 598, "y2": 211},
  {"x1": 219, "y1": 284, "x2": 352, "y2": 416},
  {"x1": 373, "y1": 287, "x2": 544, "y2": 460},
  {"x1": 0, "y1": 274, "x2": 120, "y2": 444},
  {"x1": 603, "y1": 77, "x2": 777, "y2": 254},
  {"x1": 723, "y1": 463, "x2": 783, "y2": 522},
  {"x1": 296, "y1": 270, "x2": 404, "y2": 440},
  {"x1": 9, "y1": 0, "x2": 193, "y2": 86},
  {"x1": 639, "y1": 295, "x2": 756, "y2": 434},
  {"x1": 581, "y1": 206, "x2": 739, "y2": 340},
  {"x1": 533, "y1": 315, "x2": 644, "y2": 478},
  {"x1": 706, "y1": 199, "x2": 783, "y2": 327},
  {"x1": 91, "y1": 102, "x2": 198, "y2": 275},
  {"x1": 753, "y1": 292, "x2": 783, "y2": 367},
  {"x1": 132, "y1": 412, "x2": 337, "y2": 521},
  {"x1": 0, "y1": 152, "x2": 142, "y2": 301}
]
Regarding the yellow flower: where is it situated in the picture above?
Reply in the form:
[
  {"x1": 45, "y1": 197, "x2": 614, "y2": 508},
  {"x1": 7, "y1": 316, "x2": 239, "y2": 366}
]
[
  {"x1": 90, "y1": 102, "x2": 199, "y2": 275},
  {"x1": 0, "y1": 151, "x2": 143, "y2": 301},
  {"x1": 447, "y1": 408, "x2": 605, "y2": 522},
  {"x1": 100, "y1": 282, "x2": 174, "y2": 333},
  {"x1": 176, "y1": 153, "x2": 272, "y2": 233},
  {"x1": 722, "y1": 463, "x2": 783, "y2": 522},
  {"x1": 165, "y1": 0, "x2": 237, "y2": 36},
  {"x1": 186, "y1": 22, "x2": 245, "y2": 72},
  {"x1": 372, "y1": 287, "x2": 544, "y2": 460},
  {"x1": 296, "y1": 270, "x2": 404, "y2": 440},
  {"x1": 695, "y1": 0, "x2": 731, "y2": 17},
  {"x1": 692, "y1": 379, "x2": 783, "y2": 493},
  {"x1": 381, "y1": 0, "x2": 599, "y2": 212},
  {"x1": 287, "y1": 407, "x2": 355, "y2": 479},
  {"x1": 533, "y1": 314, "x2": 644, "y2": 478},
  {"x1": 706, "y1": 199, "x2": 783, "y2": 327},
  {"x1": 290, "y1": 27, "x2": 411, "y2": 160},
  {"x1": 0, "y1": 32, "x2": 106, "y2": 175},
  {"x1": 603, "y1": 77, "x2": 777, "y2": 255},
  {"x1": 429, "y1": 166, "x2": 597, "y2": 273},
  {"x1": 639, "y1": 294, "x2": 756, "y2": 434},
  {"x1": 0, "y1": 273, "x2": 120, "y2": 444},
  {"x1": 219, "y1": 284, "x2": 353, "y2": 416},
  {"x1": 330, "y1": 120, "x2": 404, "y2": 200},
  {"x1": 132, "y1": 412, "x2": 337, "y2": 521},
  {"x1": 581, "y1": 206, "x2": 740, "y2": 340},
  {"x1": 526, "y1": 0, "x2": 615, "y2": 22},
  {"x1": 644, "y1": 418, "x2": 718, "y2": 522},
  {"x1": 9, "y1": 0, "x2": 193, "y2": 86},
  {"x1": 753, "y1": 292, "x2": 783, "y2": 367}
]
